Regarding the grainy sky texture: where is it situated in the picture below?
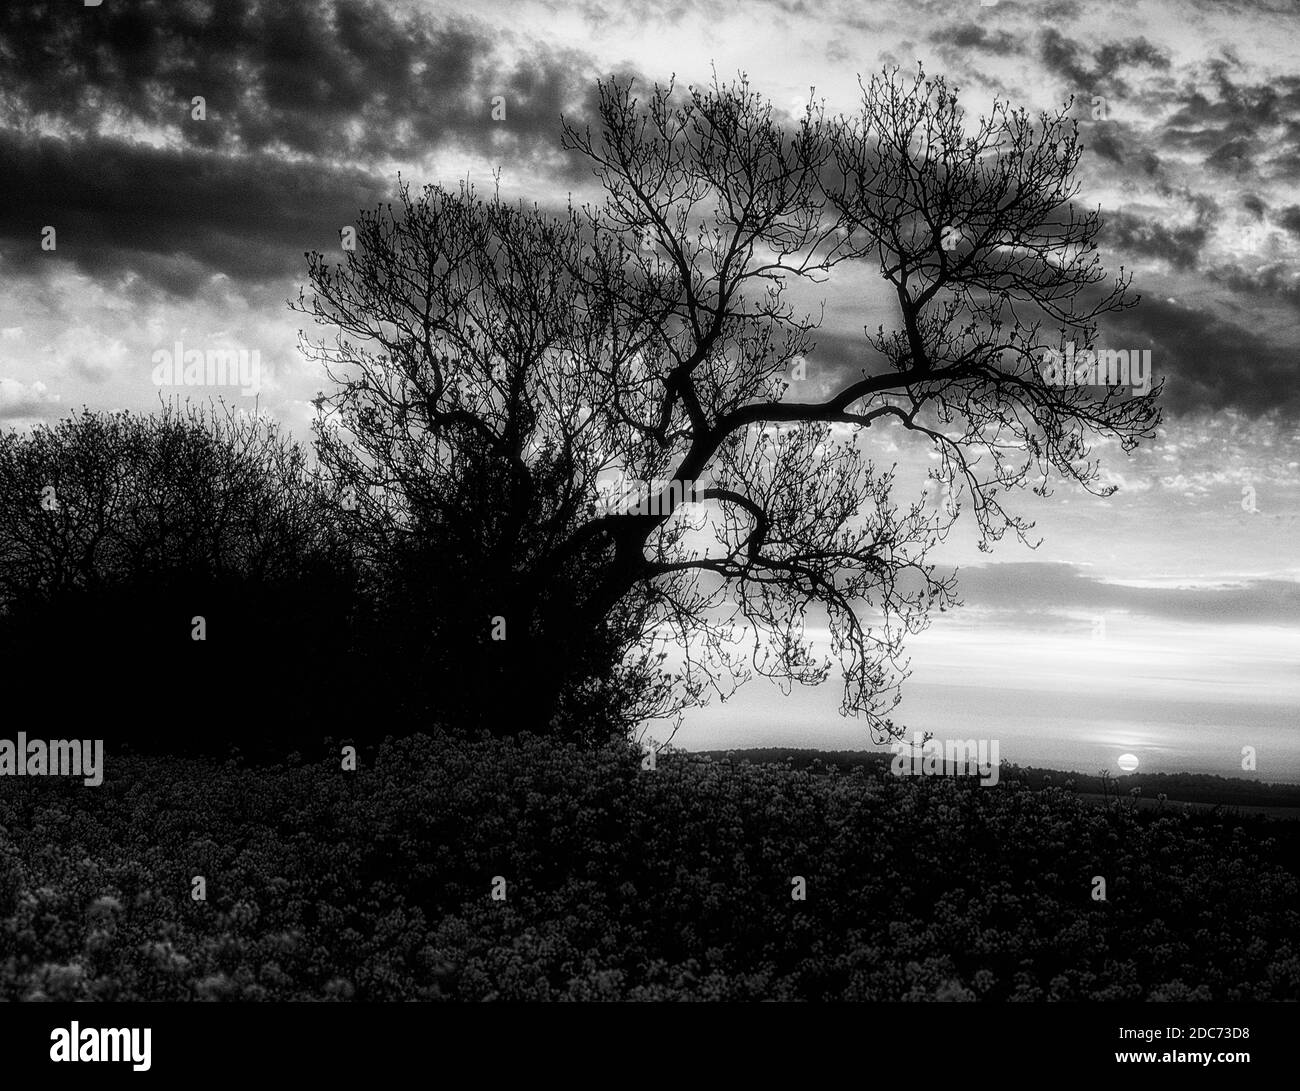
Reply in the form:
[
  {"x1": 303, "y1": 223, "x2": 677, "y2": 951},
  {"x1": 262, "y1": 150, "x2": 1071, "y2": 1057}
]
[{"x1": 1, "y1": 0, "x2": 1296, "y2": 778}]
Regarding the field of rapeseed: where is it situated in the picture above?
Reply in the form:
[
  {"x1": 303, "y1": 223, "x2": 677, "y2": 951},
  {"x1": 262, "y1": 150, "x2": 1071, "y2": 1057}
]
[{"x1": 2, "y1": 731, "x2": 1297, "y2": 1001}]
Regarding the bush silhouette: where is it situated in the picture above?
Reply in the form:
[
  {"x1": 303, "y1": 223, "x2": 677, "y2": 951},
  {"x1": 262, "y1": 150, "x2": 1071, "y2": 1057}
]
[{"x1": 0, "y1": 405, "x2": 365, "y2": 757}]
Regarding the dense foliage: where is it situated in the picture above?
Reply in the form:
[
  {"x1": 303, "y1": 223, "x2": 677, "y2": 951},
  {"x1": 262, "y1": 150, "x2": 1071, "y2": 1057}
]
[
  {"x1": 0, "y1": 406, "x2": 366, "y2": 755},
  {"x1": 2, "y1": 732, "x2": 1296, "y2": 1001},
  {"x1": 0, "y1": 405, "x2": 656, "y2": 750}
]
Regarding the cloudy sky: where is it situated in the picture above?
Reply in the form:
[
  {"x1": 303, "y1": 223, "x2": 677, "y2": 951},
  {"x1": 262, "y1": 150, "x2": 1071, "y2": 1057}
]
[{"x1": 1, "y1": 0, "x2": 1297, "y2": 779}]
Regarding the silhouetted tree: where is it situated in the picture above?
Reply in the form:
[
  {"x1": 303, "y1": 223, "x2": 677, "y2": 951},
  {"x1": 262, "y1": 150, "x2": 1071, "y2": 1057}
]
[{"x1": 297, "y1": 65, "x2": 1160, "y2": 742}]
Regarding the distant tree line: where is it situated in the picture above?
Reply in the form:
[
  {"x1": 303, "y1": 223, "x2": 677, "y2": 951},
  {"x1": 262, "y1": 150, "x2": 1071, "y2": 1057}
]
[{"x1": 0, "y1": 402, "x2": 653, "y2": 756}]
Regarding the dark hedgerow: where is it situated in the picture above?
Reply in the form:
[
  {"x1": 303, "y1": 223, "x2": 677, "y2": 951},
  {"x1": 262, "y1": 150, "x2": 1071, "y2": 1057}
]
[{"x1": 1, "y1": 732, "x2": 1296, "y2": 1001}]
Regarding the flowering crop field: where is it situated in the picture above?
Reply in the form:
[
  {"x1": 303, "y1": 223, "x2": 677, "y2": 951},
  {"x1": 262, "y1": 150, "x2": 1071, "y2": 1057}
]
[{"x1": 1, "y1": 732, "x2": 1297, "y2": 1001}]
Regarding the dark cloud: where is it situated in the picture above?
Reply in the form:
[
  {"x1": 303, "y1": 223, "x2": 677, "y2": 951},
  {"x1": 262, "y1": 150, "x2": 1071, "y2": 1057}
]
[
  {"x1": 1100, "y1": 206, "x2": 1213, "y2": 272},
  {"x1": 1206, "y1": 137, "x2": 1255, "y2": 177},
  {"x1": 954, "y1": 562, "x2": 1300, "y2": 626},
  {"x1": 1161, "y1": 66, "x2": 1300, "y2": 177},
  {"x1": 0, "y1": 130, "x2": 389, "y2": 296},
  {"x1": 0, "y1": 0, "x2": 597, "y2": 162},
  {"x1": 1100, "y1": 296, "x2": 1298, "y2": 415},
  {"x1": 1195, "y1": 59, "x2": 1300, "y2": 131},
  {"x1": 1207, "y1": 264, "x2": 1300, "y2": 314},
  {"x1": 0, "y1": 0, "x2": 612, "y2": 294},
  {"x1": 1038, "y1": 29, "x2": 1170, "y2": 99},
  {"x1": 930, "y1": 23, "x2": 1018, "y2": 56},
  {"x1": 1087, "y1": 125, "x2": 1161, "y2": 176},
  {"x1": 1242, "y1": 193, "x2": 1268, "y2": 219}
]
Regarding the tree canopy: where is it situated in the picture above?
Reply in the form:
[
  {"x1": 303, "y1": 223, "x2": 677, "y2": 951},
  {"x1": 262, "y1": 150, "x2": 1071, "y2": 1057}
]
[{"x1": 296, "y1": 65, "x2": 1161, "y2": 743}]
